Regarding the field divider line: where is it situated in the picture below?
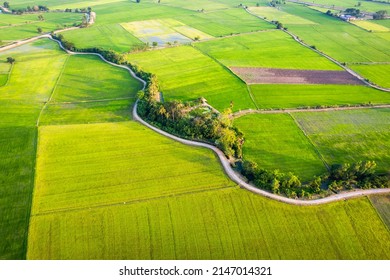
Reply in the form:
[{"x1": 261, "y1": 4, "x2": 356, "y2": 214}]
[
  {"x1": 0, "y1": 62, "x2": 14, "y2": 88},
  {"x1": 3, "y1": 63, "x2": 14, "y2": 87},
  {"x1": 32, "y1": 185, "x2": 237, "y2": 217},
  {"x1": 191, "y1": 44, "x2": 259, "y2": 109},
  {"x1": 243, "y1": 7, "x2": 390, "y2": 93},
  {"x1": 288, "y1": 112, "x2": 330, "y2": 171},
  {"x1": 50, "y1": 97, "x2": 135, "y2": 105},
  {"x1": 232, "y1": 104, "x2": 390, "y2": 119},
  {"x1": 19, "y1": 36, "x2": 390, "y2": 206},
  {"x1": 36, "y1": 55, "x2": 70, "y2": 127}
]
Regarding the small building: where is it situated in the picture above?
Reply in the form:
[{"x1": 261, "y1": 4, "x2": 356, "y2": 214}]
[{"x1": 340, "y1": 14, "x2": 356, "y2": 21}]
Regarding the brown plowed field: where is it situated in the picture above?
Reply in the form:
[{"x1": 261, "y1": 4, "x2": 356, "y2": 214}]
[{"x1": 231, "y1": 67, "x2": 364, "y2": 85}]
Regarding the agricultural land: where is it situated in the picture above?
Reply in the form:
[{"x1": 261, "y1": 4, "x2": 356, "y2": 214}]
[{"x1": 0, "y1": 0, "x2": 389, "y2": 260}]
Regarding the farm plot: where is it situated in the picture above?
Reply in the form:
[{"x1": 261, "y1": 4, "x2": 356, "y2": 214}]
[
  {"x1": 299, "y1": 0, "x2": 390, "y2": 14},
  {"x1": 127, "y1": 45, "x2": 254, "y2": 111},
  {"x1": 374, "y1": 19, "x2": 390, "y2": 29},
  {"x1": 349, "y1": 64, "x2": 390, "y2": 88},
  {"x1": 248, "y1": 6, "x2": 317, "y2": 25},
  {"x1": 177, "y1": 7, "x2": 273, "y2": 37},
  {"x1": 234, "y1": 114, "x2": 327, "y2": 181},
  {"x1": 0, "y1": 62, "x2": 11, "y2": 86},
  {"x1": 250, "y1": 84, "x2": 390, "y2": 109},
  {"x1": 281, "y1": 4, "x2": 390, "y2": 63},
  {"x1": 0, "y1": 12, "x2": 82, "y2": 43},
  {"x1": 158, "y1": 0, "x2": 229, "y2": 11},
  {"x1": 369, "y1": 194, "x2": 390, "y2": 229},
  {"x1": 62, "y1": 24, "x2": 144, "y2": 53},
  {"x1": 121, "y1": 19, "x2": 212, "y2": 46},
  {"x1": 231, "y1": 67, "x2": 363, "y2": 85},
  {"x1": 51, "y1": 55, "x2": 142, "y2": 102},
  {"x1": 351, "y1": 20, "x2": 390, "y2": 32},
  {"x1": 40, "y1": 99, "x2": 134, "y2": 126},
  {"x1": 292, "y1": 108, "x2": 390, "y2": 173},
  {"x1": 195, "y1": 31, "x2": 342, "y2": 70},
  {"x1": 32, "y1": 122, "x2": 235, "y2": 214},
  {"x1": 28, "y1": 187, "x2": 390, "y2": 259},
  {"x1": 0, "y1": 39, "x2": 68, "y2": 259}
]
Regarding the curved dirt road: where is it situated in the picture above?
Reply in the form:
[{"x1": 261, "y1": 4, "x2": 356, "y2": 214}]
[{"x1": 1, "y1": 36, "x2": 389, "y2": 205}]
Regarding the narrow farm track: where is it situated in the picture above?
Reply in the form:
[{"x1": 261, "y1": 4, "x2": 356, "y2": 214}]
[
  {"x1": 232, "y1": 104, "x2": 390, "y2": 118},
  {"x1": 1, "y1": 36, "x2": 389, "y2": 205},
  {"x1": 244, "y1": 8, "x2": 390, "y2": 93}
]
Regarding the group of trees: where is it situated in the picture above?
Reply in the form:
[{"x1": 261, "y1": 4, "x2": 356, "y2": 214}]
[
  {"x1": 64, "y1": 7, "x2": 91, "y2": 13},
  {"x1": 6, "y1": 57, "x2": 15, "y2": 64},
  {"x1": 137, "y1": 88, "x2": 244, "y2": 158},
  {"x1": 10, "y1": 4, "x2": 48, "y2": 14},
  {"x1": 240, "y1": 160, "x2": 324, "y2": 198},
  {"x1": 373, "y1": 10, "x2": 388, "y2": 20},
  {"x1": 344, "y1": 8, "x2": 361, "y2": 17},
  {"x1": 269, "y1": 0, "x2": 285, "y2": 7},
  {"x1": 328, "y1": 161, "x2": 389, "y2": 191},
  {"x1": 240, "y1": 159, "x2": 389, "y2": 199}
]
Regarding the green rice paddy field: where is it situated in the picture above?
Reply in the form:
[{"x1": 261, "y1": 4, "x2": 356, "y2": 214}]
[
  {"x1": 1, "y1": 0, "x2": 390, "y2": 260},
  {"x1": 250, "y1": 84, "x2": 390, "y2": 109},
  {"x1": 281, "y1": 4, "x2": 390, "y2": 64},
  {"x1": 234, "y1": 109, "x2": 390, "y2": 181},
  {"x1": 27, "y1": 122, "x2": 390, "y2": 259},
  {"x1": 293, "y1": 109, "x2": 390, "y2": 173},
  {"x1": 195, "y1": 31, "x2": 341, "y2": 70},
  {"x1": 0, "y1": 39, "x2": 67, "y2": 259},
  {"x1": 349, "y1": 64, "x2": 390, "y2": 88},
  {"x1": 127, "y1": 45, "x2": 254, "y2": 111},
  {"x1": 0, "y1": 39, "x2": 142, "y2": 259},
  {"x1": 234, "y1": 114, "x2": 327, "y2": 181},
  {"x1": 0, "y1": 12, "x2": 83, "y2": 44}
]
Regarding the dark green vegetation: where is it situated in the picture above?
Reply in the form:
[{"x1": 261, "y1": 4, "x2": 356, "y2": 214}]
[{"x1": 138, "y1": 85, "x2": 244, "y2": 158}]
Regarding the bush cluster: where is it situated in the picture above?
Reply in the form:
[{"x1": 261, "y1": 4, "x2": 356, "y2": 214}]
[
  {"x1": 137, "y1": 91, "x2": 244, "y2": 158},
  {"x1": 240, "y1": 159, "x2": 389, "y2": 199}
]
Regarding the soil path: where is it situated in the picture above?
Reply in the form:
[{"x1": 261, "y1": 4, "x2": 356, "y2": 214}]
[
  {"x1": 1, "y1": 36, "x2": 389, "y2": 205},
  {"x1": 232, "y1": 104, "x2": 390, "y2": 118}
]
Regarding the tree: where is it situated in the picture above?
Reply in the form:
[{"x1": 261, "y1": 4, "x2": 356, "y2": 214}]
[
  {"x1": 271, "y1": 178, "x2": 280, "y2": 194},
  {"x1": 152, "y1": 41, "x2": 158, "y2": 47},
  {"x1": 276, "y1": 21, "x2": 284, "y2": 29},
  {"x1": 373, "y1": 10, "x2": 387, "y2": 20},
  {"x1": 37, "y1": 27, "x2": 42, "y2": 33},
  {"x1": 6, "y1": 57, "x2": 15, "y2": 64},
  {"x1": 3, "y1": 1, "x2": 9, "y2": 8},
  {"x1": 242, "y1": 160, "x2": 258, "y2": 181},
  {"x1": 136, "y1": 0, "x2": 141, "y2": 3}
]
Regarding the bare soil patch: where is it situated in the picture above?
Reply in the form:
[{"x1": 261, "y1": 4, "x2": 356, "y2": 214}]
[{"x1": 231, "y1": 67, "x2": 364, "y2": 85}]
